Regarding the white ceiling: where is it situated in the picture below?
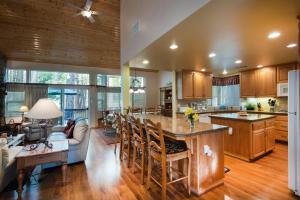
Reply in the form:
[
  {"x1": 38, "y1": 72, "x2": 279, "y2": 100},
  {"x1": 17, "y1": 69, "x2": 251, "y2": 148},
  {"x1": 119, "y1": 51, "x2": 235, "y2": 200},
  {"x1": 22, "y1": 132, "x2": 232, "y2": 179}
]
[{"x1": 129, "y1": 0, "x2": 300, "y2": 75}]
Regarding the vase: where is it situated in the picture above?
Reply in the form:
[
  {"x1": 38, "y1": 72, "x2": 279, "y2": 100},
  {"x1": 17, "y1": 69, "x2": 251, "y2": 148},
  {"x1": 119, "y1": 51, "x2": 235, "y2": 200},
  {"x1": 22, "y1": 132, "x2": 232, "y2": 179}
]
[{"x1": 189, "y1": 120, "x2": 195, "y2": 129}]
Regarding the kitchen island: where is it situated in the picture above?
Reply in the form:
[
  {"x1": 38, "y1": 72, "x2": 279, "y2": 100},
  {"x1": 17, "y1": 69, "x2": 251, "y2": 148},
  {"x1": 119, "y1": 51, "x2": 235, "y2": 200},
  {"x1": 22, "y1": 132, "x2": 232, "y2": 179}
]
[
  {"x1": 210, "y1": 113, "x2": 276, "y2": 161},
  {"x1": 135, "y1": 114, "x2": 228, "y2": 196}
]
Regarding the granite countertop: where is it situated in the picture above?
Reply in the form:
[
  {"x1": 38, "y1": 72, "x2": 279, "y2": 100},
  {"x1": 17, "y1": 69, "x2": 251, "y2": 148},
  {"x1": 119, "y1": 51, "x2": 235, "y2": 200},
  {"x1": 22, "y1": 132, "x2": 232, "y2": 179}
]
[
  {"x1": 209, "y1": 113, "x2": 276, "y2": 121},
  {"x1": 177, "y1": 110, "x2": 288, "y2": 116},
  {"x1": 134, "y1": 114, "x2": 228, "y2": 139}
]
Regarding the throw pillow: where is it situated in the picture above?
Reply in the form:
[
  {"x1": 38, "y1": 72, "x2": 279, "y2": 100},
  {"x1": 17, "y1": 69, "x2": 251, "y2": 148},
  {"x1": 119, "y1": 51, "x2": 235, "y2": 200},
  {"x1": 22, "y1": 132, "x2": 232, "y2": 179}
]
[
  {"x1": 65, "y1": 124, "x2": 75, "y2": 138},
  {"x1": 63, "y1": 119, "x2": 75, "y2": 134}
]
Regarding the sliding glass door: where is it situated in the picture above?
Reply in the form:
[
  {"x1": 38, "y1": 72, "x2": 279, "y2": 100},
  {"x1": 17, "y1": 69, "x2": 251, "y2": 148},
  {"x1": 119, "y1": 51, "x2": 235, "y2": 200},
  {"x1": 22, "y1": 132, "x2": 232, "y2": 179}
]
[{"x1": 48, "y1": 87, "x2": 89, "y2": 124}]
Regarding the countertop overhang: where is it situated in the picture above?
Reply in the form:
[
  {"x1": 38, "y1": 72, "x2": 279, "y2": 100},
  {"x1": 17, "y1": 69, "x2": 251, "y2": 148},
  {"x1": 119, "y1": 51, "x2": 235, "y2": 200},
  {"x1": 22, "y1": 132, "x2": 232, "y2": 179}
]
[{"x1": 209, "y1": 113, "x2": 276, "y2": 121}]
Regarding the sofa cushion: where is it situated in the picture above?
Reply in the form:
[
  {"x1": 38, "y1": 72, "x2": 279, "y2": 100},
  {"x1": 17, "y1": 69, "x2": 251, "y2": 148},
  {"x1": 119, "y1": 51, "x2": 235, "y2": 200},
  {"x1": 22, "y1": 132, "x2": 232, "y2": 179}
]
[
  {"x1": 68, "y1": 138, "x2": 80, "y2": 151},
  {"x1": 7, "y1": 146, "x2": 23, "y2": 167},
  {"x1": 73, "y1": 120, "x2": 88, "y2": 142},
  {"x1": 48, "y1": 132, "x2": 66, "y2": 141},
  {"x1": 1, "y1": 147, "x2": 9, "y2": 169}
]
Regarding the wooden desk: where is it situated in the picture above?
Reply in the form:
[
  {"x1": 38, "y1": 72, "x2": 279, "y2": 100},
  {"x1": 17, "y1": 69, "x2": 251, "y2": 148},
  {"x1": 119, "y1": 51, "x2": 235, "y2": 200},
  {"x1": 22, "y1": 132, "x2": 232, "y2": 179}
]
[
  {"x1": 15, "y1": 140, "x2": 69, "y2": 199},
  {"x1": 133, "y1": 114, "x2": 228, "y2": 196}
]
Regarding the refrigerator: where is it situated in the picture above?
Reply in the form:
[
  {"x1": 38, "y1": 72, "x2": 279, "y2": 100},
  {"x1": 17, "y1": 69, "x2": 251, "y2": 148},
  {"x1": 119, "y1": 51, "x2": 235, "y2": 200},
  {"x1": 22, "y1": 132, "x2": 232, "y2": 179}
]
[{"x1": 288, "y1": 70, "x2": 300, "y2": 196}]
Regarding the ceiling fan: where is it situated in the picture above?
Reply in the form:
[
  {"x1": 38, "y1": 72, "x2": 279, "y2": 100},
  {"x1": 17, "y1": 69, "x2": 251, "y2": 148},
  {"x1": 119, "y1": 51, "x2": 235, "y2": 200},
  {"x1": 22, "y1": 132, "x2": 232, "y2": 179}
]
[{"x1": 68, "y1": 0, "x2": 100, "y2": 23}]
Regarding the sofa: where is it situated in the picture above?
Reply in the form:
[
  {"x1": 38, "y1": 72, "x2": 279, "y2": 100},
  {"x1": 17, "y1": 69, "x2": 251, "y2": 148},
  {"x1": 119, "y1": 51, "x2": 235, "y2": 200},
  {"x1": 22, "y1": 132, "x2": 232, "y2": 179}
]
[
  {"x1": 0, "y1": 144, "x2": 23, "y2": 192},
  {"x1": 47, "y1": 118, "x2": 90, "y2": 165}
]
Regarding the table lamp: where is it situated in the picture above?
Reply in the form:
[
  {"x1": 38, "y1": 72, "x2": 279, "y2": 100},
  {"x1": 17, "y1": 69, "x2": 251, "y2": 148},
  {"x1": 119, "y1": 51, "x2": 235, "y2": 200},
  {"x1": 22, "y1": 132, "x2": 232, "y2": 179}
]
[
  {"x1": 25, "y1": 98, "x2": 63, "y2": 148},
  {"x1": 19, "y1": 105, "x2": 29, "y2": 122}
]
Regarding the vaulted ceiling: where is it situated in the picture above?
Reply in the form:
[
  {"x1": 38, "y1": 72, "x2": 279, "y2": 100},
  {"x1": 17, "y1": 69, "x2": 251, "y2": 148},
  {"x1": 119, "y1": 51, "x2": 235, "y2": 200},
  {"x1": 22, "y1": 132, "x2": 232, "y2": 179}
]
[
  {"x1": 0, "y1": 0, "x2": 120, "y2": 68},
  {"x1": 129, "y1": 0, "x2": 300, "y2": 75}
]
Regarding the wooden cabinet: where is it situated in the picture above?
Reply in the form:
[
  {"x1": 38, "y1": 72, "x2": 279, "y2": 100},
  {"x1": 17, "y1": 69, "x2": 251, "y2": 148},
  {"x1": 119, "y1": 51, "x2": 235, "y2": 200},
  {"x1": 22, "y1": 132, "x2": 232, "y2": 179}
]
[
  {"x1": 274, "y1": 115, "x2": 288, "y2": 142},
  {"x1": 177, "y1": 71, "x2": 212, "y2": 99},
  {"x1": 210, "y1": 117, "x2": 276, "y2": 161},
  {"x1": 240, "y1": 70, "x2": 256, "y2": 97},
  {"x1": 256, "y1": 66, "x2": 276, "y2": 97},
  {"x1": 277, "y1": 63, "x2": 296, "y2": 83},
  {"x1": 182, "y1": 71, "x2": 194, "y2": 99},
  {"x1": 240, "y1": 66, "x2": 276, "y2": 97}
]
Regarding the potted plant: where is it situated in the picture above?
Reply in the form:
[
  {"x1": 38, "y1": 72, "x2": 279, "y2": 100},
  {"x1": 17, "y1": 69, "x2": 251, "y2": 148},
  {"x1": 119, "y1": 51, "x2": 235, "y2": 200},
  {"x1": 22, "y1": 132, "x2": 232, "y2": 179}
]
[
  {"x1": 245, "y1": 103, "x2": 256, "y2": 111},
  {"x1": 268, "y1": 99, "x2": 276, "y2": 112},
  {"x1": 184, "y1": 107, "x2": 199, "y2": 129}
]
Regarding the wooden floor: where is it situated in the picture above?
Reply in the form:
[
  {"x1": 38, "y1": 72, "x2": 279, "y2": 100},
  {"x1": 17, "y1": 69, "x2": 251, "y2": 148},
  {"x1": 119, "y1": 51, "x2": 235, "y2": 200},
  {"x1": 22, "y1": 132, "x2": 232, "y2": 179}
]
[{"x1": 1, "y1": 129, "x2": 300, "y2": 200}]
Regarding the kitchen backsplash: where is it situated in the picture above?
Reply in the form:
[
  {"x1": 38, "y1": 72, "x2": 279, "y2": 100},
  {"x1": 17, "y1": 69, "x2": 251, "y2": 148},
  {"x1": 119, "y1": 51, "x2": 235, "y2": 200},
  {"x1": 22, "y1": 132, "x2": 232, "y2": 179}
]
[{"x1": 240, "y1": 97, "x2": 288, "y2": 112}]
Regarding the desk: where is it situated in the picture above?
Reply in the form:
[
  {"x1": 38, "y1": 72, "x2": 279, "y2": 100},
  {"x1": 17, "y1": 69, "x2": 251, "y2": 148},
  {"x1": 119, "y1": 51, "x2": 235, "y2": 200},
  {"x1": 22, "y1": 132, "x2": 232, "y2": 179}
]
[{"x1": 15, "y1": 140, "x2": 69, "y2": 199}]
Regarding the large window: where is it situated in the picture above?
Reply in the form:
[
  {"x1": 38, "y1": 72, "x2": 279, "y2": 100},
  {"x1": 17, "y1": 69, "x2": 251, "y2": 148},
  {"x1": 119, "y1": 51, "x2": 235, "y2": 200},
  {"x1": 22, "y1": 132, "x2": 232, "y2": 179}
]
[
  {"x1": 5, "y1": 92, "x2": 25, "y2": 117},
  {"x1": 107, "y1": 75, "x2": 121, "y2": 87},
  {"x1": 6, "y1": 69, "x2": 26, "y2": 83},
  {"x1": 107, "y1": 93, "x2": 121, "y2": 110},
  {"x1": 212, "y1": 85, "x2": 240, "y2": 106},
  {"x1": 30, "y1": 71, "x2": 89, "y2": 85}
]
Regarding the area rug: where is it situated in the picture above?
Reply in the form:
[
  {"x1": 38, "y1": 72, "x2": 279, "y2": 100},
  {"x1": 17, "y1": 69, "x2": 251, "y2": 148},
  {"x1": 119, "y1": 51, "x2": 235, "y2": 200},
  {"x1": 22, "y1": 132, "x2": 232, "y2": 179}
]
[{"x1": 95, "y1": 128, "x2": 119, "y2": 145}]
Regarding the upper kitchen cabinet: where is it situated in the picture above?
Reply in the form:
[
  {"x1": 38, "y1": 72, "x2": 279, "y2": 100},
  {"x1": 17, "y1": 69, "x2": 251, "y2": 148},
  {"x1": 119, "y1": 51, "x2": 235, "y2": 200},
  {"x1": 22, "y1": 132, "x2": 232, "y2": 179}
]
[
  {"x1": 240, "y1": 70, "x2": 256, "y2": 97},
  {"x1": 177, "y1": 70, "x2": 212, "y2": 99},
  {"x1": 240, "y1": 66, "x2": 277, "y2": 97},
  {"x1": 256, "y1": 66, "x2": 276, "y2": 97},
  {"x1": 277, "y1": 63, "x2": 297, "y2": 83}
]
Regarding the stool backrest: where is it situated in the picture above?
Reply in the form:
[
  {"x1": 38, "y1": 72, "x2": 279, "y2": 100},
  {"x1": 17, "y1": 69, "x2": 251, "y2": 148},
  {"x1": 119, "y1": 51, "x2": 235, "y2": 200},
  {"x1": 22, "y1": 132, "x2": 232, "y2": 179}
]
[
  {"x1": 130, "y1": 115, "x2": 144, "y2": 143},
  {"x1": 143, "y1": 119, "x2": 166, "y2": 156}
]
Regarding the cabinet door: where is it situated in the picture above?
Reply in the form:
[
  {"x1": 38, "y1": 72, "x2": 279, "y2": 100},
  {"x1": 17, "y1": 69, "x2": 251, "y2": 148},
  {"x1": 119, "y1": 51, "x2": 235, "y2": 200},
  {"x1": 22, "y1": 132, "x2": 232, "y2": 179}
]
[
  {"x1": 277, "y1": 63, "x2": 296, "y2": 83},
  {"x1": 182, "y1": 71, "x2": 194, "y2": 99},
  {"x1": 265, "y1": 127, "x2": 275, "y2": 152},
  {"x1": 204, "y1": 75, "x2": 212, "y2": 98},
  {"x1": 240, "y1": 70, "x2": 256, "y2": 97},
  {"x1": 252, "y1": 130, "x2": 266, "y2": 158},
  {"x1": 256, "y1": 67, "x2": 276, "y2": 97},
  {"x1": 193, "y1": 72, "x2": 204, "y2": 98}
]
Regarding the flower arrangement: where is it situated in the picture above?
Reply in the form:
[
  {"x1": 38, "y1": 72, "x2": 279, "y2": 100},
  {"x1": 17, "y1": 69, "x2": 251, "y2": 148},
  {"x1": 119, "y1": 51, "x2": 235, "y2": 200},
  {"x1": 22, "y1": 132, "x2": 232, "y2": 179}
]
[{"x1": 184, "y1": 107, "x2": 199, "y2": 128}]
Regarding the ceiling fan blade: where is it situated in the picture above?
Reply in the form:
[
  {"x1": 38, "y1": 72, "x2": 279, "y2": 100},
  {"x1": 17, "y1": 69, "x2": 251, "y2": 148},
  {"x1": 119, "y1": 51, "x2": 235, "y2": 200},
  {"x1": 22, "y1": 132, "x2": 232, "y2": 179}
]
[
  {"x1": 84, "y1": 0, "x2": 93, "y2": 11},
  {"x1": 87, "y1": 15, "x2": 95, "y2": 23},
  {"x1": 66, "y1": 3, "x2": 84, "y2": 11},
  {"x1": 72, "y1": 12, "x2": 82, "y2": 17}
]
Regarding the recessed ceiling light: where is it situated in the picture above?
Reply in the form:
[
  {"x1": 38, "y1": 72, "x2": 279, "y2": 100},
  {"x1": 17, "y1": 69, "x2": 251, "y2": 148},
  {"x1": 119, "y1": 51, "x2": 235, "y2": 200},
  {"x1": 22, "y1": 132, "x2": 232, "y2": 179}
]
[
  {"x1": 209, "y1": 53, "x2": 216, "y2": 58},
  {"x1": 169, "y1": 44, "x2": 178, "y2": 50},
  {"x1": 142, "y1": 60, "x2": 149, "y2": 65},
  {"x1": 222, "y1": 69, "x2": 228, "y2": 75},
  {"x1": 257, "y1": 65, "x2": 263, "y2": 68},
  {"x1": 235, "y1": 60, "x2": 242, "y2": 64},
  {"x1": 268, "y1": 31, "x2": 281, "y2": 39},
  {"x1": 201, "y1": 68, "x2": 206, "y2": 72},
  {"x1": 287, "y1": 43, "x2": 297, "y2": 48}
]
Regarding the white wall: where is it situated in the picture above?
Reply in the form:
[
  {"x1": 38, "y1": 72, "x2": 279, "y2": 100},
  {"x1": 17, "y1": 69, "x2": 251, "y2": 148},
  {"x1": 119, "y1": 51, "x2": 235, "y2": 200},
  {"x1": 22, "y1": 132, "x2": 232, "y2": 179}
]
[
  {"x1": 158, "y1": 71, "x2": 172, "y2": 87},
  {"x1": 121, "y1": 0, "x2": 210, "y2": 65}
]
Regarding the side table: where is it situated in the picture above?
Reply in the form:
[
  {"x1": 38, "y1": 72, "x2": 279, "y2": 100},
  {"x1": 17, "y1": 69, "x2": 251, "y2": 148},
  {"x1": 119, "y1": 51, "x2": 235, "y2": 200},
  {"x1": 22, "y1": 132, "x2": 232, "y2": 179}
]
[{"x1": 15, "y1": 140, "x2": 69, "y2": 199}]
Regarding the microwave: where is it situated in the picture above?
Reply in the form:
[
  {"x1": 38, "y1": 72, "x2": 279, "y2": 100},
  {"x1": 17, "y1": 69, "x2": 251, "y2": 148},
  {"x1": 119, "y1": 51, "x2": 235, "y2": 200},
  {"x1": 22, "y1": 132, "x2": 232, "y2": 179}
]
[{"x1": 277, "y1": 83, "x2": 288, "y2": 97}]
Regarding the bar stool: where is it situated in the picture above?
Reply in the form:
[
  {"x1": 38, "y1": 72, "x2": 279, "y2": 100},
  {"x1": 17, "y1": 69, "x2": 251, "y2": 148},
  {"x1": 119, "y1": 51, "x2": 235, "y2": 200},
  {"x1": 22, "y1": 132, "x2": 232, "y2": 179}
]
[
  {"x1": 144, "y1": 119, "x2": 191, "y2": 200},
  {"x1": 120, "y1": 114, "x2": 132, "y2": 168},
  {"x1": 130, "y1": 115, "x2": 147, "y2": 184},
  {"x1": 113, "y1": 113, "x2": 122, "y2": 155}
]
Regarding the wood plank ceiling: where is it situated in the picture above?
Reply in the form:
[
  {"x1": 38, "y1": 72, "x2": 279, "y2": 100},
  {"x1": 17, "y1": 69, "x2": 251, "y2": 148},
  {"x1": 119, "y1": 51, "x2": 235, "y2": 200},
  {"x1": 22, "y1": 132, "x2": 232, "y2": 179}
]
[{"x1": 0, "y1": 0, "x2": 120, "y2": 68}]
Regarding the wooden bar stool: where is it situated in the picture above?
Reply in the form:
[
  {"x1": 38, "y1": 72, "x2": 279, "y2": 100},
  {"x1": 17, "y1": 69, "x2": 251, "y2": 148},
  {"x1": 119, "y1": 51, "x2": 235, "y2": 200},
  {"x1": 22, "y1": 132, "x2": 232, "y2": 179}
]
[
  {"x1": 130, "y1": 115, "x2": 147, "y2": 184},
  {"x1": 120, "y1": 114, "x2": 132, "y2": 168},
  {"x1": 144, "y1": 119, "x2": 191, "y2": 200},
  {"x1": 113, "y1": 113, "x2": 122, "y2": 155}
]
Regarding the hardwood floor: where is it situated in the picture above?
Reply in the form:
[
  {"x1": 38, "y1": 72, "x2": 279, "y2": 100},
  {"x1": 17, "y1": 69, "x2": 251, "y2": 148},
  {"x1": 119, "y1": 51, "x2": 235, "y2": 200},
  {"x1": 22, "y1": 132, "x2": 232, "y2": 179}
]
[{"x1": 1, "y1": 129, "x2": 299, "y2": 200}]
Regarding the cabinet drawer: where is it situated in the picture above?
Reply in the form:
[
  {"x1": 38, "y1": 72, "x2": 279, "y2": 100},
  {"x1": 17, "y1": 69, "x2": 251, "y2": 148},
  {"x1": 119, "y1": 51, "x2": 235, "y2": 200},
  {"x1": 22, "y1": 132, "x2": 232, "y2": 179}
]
[
  {"x1": 275, "y1": 130, "x2": 288, "y2": 141},
  {"x1": 252, "y1": 121, "x2": 265, "y2": 131},
  {"x1": 266, "y1": 120, "x2": 275, "y2": 127},
  {"x1": 275, "y1": 121, "x2": 288, "y2": 131},
  {"x1": 276, "y1": 116, "x2": 288, "y2": 121}
]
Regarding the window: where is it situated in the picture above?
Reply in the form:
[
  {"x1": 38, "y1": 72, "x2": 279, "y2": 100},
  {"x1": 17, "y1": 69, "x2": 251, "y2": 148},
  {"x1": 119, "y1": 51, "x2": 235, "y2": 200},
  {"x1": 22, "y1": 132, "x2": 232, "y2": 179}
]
[
  {"x1": 30, "y1": 71, "x2": 89, "y2": 85},
  {"x1": 5, "y1": 92, "x2": 25, "y2": 117},
  {"x1": 130, "y1": 93, "x2": 146, "y2": 107},
  {"x1": 107, "y1": 93, "x2": 121, "y2": 110},
  {"x1": 6, "y1": 69, "x2": 26, "y2": 83},
  {"x1": 212, "y1": 85, "x2": 240, "y2": 106},
  {"x1": 97, "y1": 74, "x2": 107, "y2": 86},
  {"x1": 97, "y1": 92, "x2": 106, "y2": 111},
  {"x1": 107, "y1": 75, "x2": 121, "y2": 87}
]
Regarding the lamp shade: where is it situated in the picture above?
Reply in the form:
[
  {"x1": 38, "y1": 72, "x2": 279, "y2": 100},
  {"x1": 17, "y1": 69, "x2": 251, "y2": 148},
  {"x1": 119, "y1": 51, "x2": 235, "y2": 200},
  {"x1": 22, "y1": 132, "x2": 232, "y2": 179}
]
[
  {"x1": 25, "y1": 98, "x2": 63, "y2": 119},
  {"x1": 19, "y1": 105, "x2": 29, "y2": 112}
]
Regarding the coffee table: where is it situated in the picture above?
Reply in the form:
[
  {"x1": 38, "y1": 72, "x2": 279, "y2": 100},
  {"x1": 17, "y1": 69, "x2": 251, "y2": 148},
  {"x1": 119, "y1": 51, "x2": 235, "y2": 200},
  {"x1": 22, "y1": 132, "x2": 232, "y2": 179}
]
[{"x1": 15, "y1": 140, "x2": 69, "y2": 199}]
